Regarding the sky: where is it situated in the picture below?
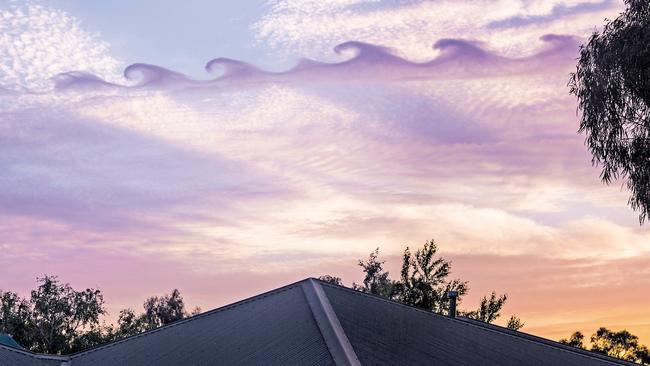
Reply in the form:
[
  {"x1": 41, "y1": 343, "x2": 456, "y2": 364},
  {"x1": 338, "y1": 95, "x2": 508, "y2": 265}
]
[{"x1": 1, "y1": 0, "x2": 649, "y2": 344}]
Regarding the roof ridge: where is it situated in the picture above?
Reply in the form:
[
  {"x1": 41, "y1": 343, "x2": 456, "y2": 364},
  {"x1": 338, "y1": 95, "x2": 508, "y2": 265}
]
[
  {"x1": 0, "y1": 343, "x2": 69, "y2": 362},
  {"x1": 0, "y1": 343, "x2": 39, "y2": 358},
  {"x1": 316, "y1": 280, "x2": 632, "y2": 366},
  {"x1": 69, "y1": 278, "x2": 313, "y2": 359},
  {"x1": 302, "y1": 279, "x2": 360, "y2": 366}
]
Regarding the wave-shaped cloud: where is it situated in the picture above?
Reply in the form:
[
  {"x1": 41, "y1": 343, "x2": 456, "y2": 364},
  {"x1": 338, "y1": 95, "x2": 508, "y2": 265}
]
[{"x1": 52, "y1": 35, "x2": 579, "y2": 91}]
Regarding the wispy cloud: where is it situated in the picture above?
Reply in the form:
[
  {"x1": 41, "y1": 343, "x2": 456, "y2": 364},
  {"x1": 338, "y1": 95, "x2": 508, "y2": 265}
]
[
  {"x1": 253, "y1": 0, "x2": 622, "y2": 61},
  {"x1": 0, "y1": 3, "x2": 122, "y2": 91},
  {"x1": 487, "y1": 1, "x2": 615, "y2": 29}
]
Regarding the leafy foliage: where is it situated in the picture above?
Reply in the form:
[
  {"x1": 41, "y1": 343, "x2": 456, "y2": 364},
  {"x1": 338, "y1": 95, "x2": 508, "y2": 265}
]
[
  {"x1": 0, "y1": 291, "x2": 31, "y2": 348},
  {"x1": 505, "y1": 315, "x2": 524, "y2": 331},
  {"x1": 328, "y1": 239, "x2": 521, "y2": 328},
  {"x1": 569, "y1": 0, "x2": 650, "y2": 223},
  {"x1": 112, "y1": 308, "x2": 147, "y2": 339},
  {"x1": 591, "y1": 327, "x2": 650, "y2": 363},
  {"x1": 560, "y1": 331, "x2": 586, "y2": 349},
  {"x1": 0, "y1": 276, "x2": 198, "y2": 354},
  {"x1": 396, "y1": 240, "x2": 468, "y2": 314},
  {"x1": 111, "y1": 289, "x2": 199, "y2": 340},
  {"x1": 352, "y1": 248, "x2": 398, "y2": 298},
  {"x1": 464, "y1": 291, "x2": 507, "y2": 323},
  {"x1": 318, "y1": 275, "x2": 343, "y2": 286},
  {"x1": 560, "y1": 328, "x2": 650, "y2": 364},
  {"x1": 141, "y1": 289, "x2": 189, "y2": 330},
  {"x1": 0, "y1": 275, "x2": 106, "y2": 354}
]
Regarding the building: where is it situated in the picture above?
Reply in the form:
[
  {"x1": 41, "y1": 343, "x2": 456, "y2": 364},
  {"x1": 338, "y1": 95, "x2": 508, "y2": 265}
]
[{"x1": 0, "y1": 278, "x2": 635, "y2": 365}]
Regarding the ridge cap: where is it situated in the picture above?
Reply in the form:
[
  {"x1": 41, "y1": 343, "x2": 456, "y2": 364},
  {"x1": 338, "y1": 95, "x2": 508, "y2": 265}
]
[{"x1": 302, "y1": 279, "x2": 361, "y2": 366}]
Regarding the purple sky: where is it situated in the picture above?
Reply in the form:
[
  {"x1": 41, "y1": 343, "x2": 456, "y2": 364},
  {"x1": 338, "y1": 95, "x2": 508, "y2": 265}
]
[{"x1": 1, "y1": 0, "x2": 649, "y2": 343}]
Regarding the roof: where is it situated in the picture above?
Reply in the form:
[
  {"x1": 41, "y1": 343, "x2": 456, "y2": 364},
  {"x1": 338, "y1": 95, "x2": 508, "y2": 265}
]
[
  {"x1": 0, "y1": 333, "x2": 22, "y2": 350},
  {"x1": 0, "y1": 278, "x2": 635, "y2": 366}
]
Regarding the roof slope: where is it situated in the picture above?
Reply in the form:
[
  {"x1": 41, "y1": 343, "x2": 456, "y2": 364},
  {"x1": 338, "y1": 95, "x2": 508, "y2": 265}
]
[
  {"x1": 0, "y1": 346, "x2": 46, "y2": 366},
  {"x1": 0, "y1": 345, "x2": 64, "y2": 366},
  {"x1": 0, "y1": 278, "x2": 634, "y2": 366},
  {"x1": 320, "y1": 281, "x2": 633, "y2": 366},
  {"x1": 72, "y1": 281, "x2": 334, "y2": 366},
  {"x1": 0, "y1": 333, "x2": 23, "y2": 349}
]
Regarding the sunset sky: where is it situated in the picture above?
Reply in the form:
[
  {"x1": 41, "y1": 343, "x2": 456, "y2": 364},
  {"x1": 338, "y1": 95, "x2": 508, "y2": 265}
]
[{"x1": 1, "y1": 0, "x2": 649, "y2": 344}]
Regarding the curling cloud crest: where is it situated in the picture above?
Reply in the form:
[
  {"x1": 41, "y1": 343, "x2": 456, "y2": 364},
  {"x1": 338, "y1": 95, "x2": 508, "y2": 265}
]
[{"x1": 52, "y1": 35, "x2": 579, "y2": 92}]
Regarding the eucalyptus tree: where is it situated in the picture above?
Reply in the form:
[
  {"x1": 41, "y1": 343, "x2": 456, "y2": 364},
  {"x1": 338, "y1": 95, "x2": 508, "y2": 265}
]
[{"x1": 570, "y1": 0, "x2": 650, "y2": 223}]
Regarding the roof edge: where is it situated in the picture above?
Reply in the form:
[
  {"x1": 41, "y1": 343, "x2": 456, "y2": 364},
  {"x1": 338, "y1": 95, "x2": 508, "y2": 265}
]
[
  {"x1": 68, "y1": 277, "x2": 314, "y2": 359},
  {"x1": 457, "y1": 316, "x2": 638, "y2": 366},
  {"x1": 0, "y1": 343, "x2": 69, "y2": 361},
  {"x1": 316, "y1": 280, "x2": 633, "y2": 366}
]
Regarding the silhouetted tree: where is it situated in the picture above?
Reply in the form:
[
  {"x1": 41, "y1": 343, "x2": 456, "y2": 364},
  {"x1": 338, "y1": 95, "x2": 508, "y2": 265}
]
[
  {"x1": 0, "y1": 290, "x2": 32, "y2": 348},
  {"x1": 111, "y1": 308, "x2": 147, "y2": 339},
  {"x1": 560, "y1": 331, "x2": 586, "y2": 348},
  {"x1": 0, "y1": 277, "x2": 198, "y2": 354},
  {"x1": 141, "y1": 289, "x2": 188, "y2": 330},
  {"x1": 29, "y1": 276, "x2": 107, "y2": 354},
  {"x1": 397, "y1": 240, "x2": 468, "y2": 314},
  {"x1": 0, "y1": 276, "x2": 106, "y2": 354},
  {"x1": 68, "y1": 325, "x2": 112, "y2": 354},
  {"x1": 464, "y1": 291, "x2": 507, "y2": 323},
  {"x1": 352, "y1": 248, "x2": 398, "y2": 298},
  {"x1": 318, "y1": 275, "x2": 343, "y2": 285},
  {"x1": 506, "y1": 315, "x2": 525, "y2": 331},
  {"x1": 591, "y1": 327, "x2": 650, "y2": 363},
  {"x1": 569, "y1": 0, "x2": 650, "y2": 223},
  {"x1": 346, "y1": 240, "x2": 522, "y2": 329},
  {"x1": 560, "y1": 328, "x2": 650, "y2": 364}
]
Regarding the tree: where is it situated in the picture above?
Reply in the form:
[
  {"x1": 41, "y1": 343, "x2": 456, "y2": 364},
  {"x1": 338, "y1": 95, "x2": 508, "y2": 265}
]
[
  {"x1": 352, "y1": 248, "x2": 397, "y2": 298},
  {"x1": 464, "y1": 291, "x2": 507, "y2": 323},
  {"x1": 560, "y1": 328, "x2": 650, "y2": 364},
  {"x1": 112, "y1": 308, "x2": 147, "y2": 339},
  {"x1": 347, "y1": 240, "x2": 522, "y2": 329},
  {"x1": 318, "y1": 275, "x2": 343, "y2": 285},
  {"x1": 0, "y1": 290, "x2": 32, "y2": 347},
  {"x1": 141, "y1": 289, "x2": 188, "y2": 330},
  {"x1": 397, "y1": 240, "x2": 468, "y2": 314},
  {"x1": 559, "y1": 331, "x2": 586, "y2": 349},
  {"x1": 506, "y1": 315, "x2": 524, "y2": 331},
  {"x1": 0, "y1": 276, "x2": 107, "y2": 354},
  {"x1": 0, "y1": 277, "x2": 198, "y2": 354},
  {"x1": 569, "y1": 0, "x2": 650, "y2": 223},
  {"x1": 591, "y1": 327, "x2": 650, "y2": 363},
  {"x1": 111, "y1": 289, "x2": 200, "y2": 340}
]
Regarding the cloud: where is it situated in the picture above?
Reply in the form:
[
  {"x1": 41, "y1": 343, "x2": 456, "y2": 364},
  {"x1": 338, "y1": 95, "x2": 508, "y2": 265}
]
[
  {"x1": 0, "y1": 2, "x2": 122, "y2": 91},
  {"x1": 2, "y1": 31, "x2": 644, "y2": 266},
  {"x1": 52, "y1": 34, "x2": 579, "y2": 92},
  {"x1": 487, "y1": 1, "x2": 614, "y2": 29},
  {"x1": 0, "y1": 93, "x2": 293, "y2": 238},
  {"x1": 252, "y1": 0, "x2": 622, "y2": 61}
]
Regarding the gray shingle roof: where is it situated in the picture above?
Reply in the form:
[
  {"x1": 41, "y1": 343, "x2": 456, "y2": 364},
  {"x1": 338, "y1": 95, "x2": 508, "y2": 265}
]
[
  {"x1": 0, "y1": 278, "x2": 635, "y2": 365},
  {"x1": 321, "y1": 281, "x2": 633, "y2": 366},
  {"x1": 0, "y1": 333, "x2": 23, "y2": 350},
  {"x1": 0, "y1": 345, "x2": 65, "y2": 366}
]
